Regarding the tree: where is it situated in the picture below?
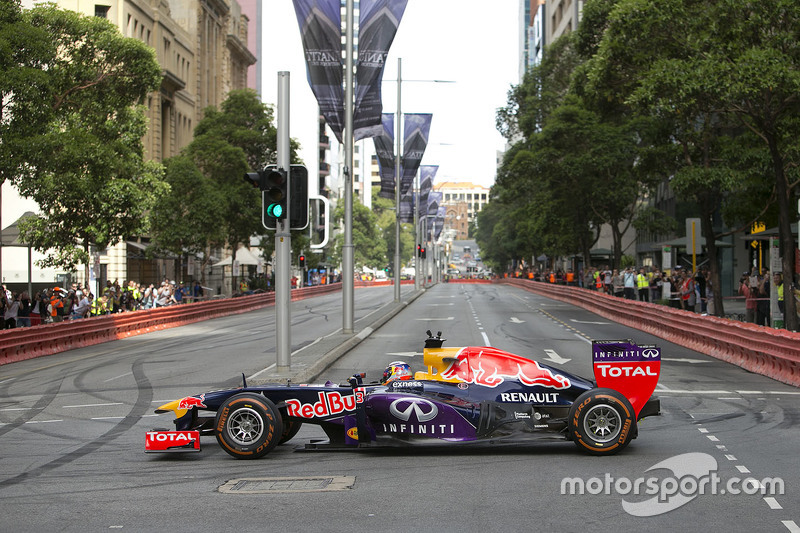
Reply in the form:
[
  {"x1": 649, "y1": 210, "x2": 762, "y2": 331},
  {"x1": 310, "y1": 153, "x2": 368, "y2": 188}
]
[
  {"x1": 587, "y1": 0, "x2": 800, "y2": 326},
  {"x1": 10, "y1": 6, "x2": 165, "y2": 282},
  {"x1": 331, "y1": 198, "x2": 387, "y2": 270},
  {"x1": 150, "y1": 90, "x2": 298, "y2": 290}
]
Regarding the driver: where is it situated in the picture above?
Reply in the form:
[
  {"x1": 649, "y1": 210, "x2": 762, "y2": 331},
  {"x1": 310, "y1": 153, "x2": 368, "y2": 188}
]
[{"x1": 381, "y1": 361, "x2": 413, "y2": 384}]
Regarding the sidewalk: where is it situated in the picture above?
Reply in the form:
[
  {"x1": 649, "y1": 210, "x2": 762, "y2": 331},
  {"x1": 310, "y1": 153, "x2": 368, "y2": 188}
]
[{"x1": 250, "y1": 287, "x2": 426, "y2": 384}]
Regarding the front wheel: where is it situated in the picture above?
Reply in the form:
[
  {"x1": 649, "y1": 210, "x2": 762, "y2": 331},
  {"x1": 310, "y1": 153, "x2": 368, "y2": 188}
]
[
  {"x1": 569, "y1": 388, "x2": 636, "y2": 456},
  {"x1": 215, "y1": 393, "x2": 282, "y2": 459}
]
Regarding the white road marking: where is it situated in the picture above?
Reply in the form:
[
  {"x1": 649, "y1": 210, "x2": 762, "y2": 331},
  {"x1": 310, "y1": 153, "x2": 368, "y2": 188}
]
[
  {"x1": 481, "y1": 332, "x2": 491, "y2": 346},
  {"x1": 725, "y1": 454, "x2": 737, "y2": 461},
  {"x1": 698, "y1": 428, "x2": 709, "y2": 433},
  {"x1": 415, "y1": 317, "x2": 454, "y2": 321},
  {"x1": 736, "y1": 465, "x2": 751, "y2": 474},
  {"x1": 64, "y1": 403, "x2": 123, "y2": 408},
  {"x1": 764, "y1": 497, "x2": 782, "y2": 510},
  {"x1": 542, "y1": 349, "x2": 571, "y2": 365},
  {"x1": 570, "y1": 319, "x2": 608, "y2": 325},
  {"x1": 104, "y1": 372, "x2": 132, "y2": 382},
  {"x1": 707, "y1": 435, "x2": 720, "y2": 442},
  {"x1": 509, "y1": 317, "x2": 524, "y2": 324},
  {"x1": 782, "y1": 520, "x2": 799, "y2": 533},
  {"x1": 0, "y1": 408, "x2": 34, "y2": 411},
  {"x1": 25, "y1": 420, "x2": 62, "y2": 424},
  {"x1": 386, "y1": 352, "x2": 421, "y2": 357},
  {"x1": 662, "y1": 358, "x2": 711, "y2": 364}
]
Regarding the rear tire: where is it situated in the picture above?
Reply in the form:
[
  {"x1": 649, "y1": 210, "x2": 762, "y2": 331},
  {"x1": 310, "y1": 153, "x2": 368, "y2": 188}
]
[
  {"x1": 569, "y1": 388, "x2": 636, "y2": 456},
  {"x1": 215, "y1": 393, "x2": 282, "y2": 459}
]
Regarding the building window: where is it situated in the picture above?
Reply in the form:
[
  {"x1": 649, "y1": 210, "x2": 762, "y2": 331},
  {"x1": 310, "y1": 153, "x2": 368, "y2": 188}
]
[{"x1": 95, "y1": 5, "x2": 110, "y2": 18}]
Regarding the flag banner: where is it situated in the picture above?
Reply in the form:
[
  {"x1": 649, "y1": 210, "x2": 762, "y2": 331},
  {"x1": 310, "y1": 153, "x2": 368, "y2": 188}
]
[
  {"x1": 374, "y1": 113, "x2": 396, "y2": 199},
  {"x1": 434, "y1": 206, "x2": 446, "y2": 241},
  {"x1": 354, "y1": 0, "x2": 408, "y2": 141},
  {"x1": 401, "y1": 113, "x2": 433, "y2": 195},
  {"x1": 399, "y1": 190, "x2": 415, "y2": 223},
  {"x1": 292, "y1": 0, "x2": 344, "y2": 142},
  {"x1": 426, "y1": 191, "x2": 442, "y2": 217},
  {"x1": 417, "y1": 165, "x2": 438, "y2": 218}
]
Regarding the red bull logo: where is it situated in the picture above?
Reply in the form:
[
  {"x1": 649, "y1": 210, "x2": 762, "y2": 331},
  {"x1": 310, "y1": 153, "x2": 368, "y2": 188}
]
[
  {"x1": 177, "y1": 394, "x2": 207, "y2": 410},
  {"x1": 440, "y1": 348, "x2": 571, "y2": 389}
]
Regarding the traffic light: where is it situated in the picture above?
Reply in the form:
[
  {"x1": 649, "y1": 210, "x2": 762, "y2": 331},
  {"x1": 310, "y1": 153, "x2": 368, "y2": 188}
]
[
  {"x1": 264, "y1": 167, "x2": 288, "y2": 220},
  {"x1": 299, "y1": 254, "x2": 306, "y2": 268},
  {"x1": 288, "y1": 164, "x2": 309, "y2": 230},
  {"x1": 421, "y1": 247, "x2": 427, "y2": 259},
  {"x1": 243, "y1": 171, "x2": 262, "y2": 188},
  {"x1": 416, "y1": 244, "x2": 422, "y2": 257}
]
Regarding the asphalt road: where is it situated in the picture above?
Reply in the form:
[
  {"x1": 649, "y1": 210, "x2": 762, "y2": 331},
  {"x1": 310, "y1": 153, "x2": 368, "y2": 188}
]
[{"x1": 1, "y1": 282, "x2": 798, "y2": 532}]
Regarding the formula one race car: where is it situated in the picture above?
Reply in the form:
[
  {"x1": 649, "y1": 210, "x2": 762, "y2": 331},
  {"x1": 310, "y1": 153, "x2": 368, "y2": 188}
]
[{"x1": 145, "y1": 333, "x2": 661, "y2": 458}]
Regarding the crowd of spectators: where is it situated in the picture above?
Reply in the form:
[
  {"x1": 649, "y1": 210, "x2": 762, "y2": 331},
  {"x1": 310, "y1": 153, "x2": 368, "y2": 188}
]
[
  {"x1": 512, "y1": 263, "x2": 800, "y2": 325},
  {"x1": 1, "y1": 279, "x2": 206, "y2": 329}
]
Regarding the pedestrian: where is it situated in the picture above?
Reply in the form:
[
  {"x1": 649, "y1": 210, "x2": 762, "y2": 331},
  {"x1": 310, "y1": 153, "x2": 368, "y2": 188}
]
[
  {"x1": 623, "y1": 268, "x2": 636, "y2": 300},
  {"x1": 72, "y1": 293, "x2": 92, "y2": 319},
  {"x1": 680, "y1": 271, "x2": 696, "y2": 312},
  {"x1": 612, "y1": 269, "x2": 624, "y2": 297},
  {"x1": 636, "y1": 268, "x2": 650, "y2": 302},
  {"x1": 739, "y1": 272, "x2": 757, "y2": 323},
  {"x1": 4, "y1": 291, "x2": 19, "y2": 329},
  {"x1": 17, "y1": 291, "x2": 31, "y2": 327}
]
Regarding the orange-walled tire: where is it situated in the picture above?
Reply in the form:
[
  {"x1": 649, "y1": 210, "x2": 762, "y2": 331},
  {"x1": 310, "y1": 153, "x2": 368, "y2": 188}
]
[
  {"x1": 569, "y1": 388, "x2": 636, "y2": 456},
  {"x1": 214, "y1": 393, "x2": 282, "y2": 459}
]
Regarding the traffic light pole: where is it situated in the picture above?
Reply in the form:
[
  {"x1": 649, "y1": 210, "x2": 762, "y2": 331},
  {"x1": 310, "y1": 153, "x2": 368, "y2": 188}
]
[
  {"x1": 342, "y1": 0, "x2": 355, "y2": 334},
  {"x1": 393, "y1": 58, "x2": 402, "y2": 302},
  {"x1": 275, "y1": 71, "x2": 291, "y2": 372}
]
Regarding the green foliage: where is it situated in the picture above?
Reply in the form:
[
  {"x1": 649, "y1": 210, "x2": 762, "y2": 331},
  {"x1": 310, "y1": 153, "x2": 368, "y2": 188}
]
[
  {"x1": 331, "y1": 198, "x2": 387, "y2": 269},
  {"x1": 8, "y1": 5, "x2": 165, "y2": 274}
]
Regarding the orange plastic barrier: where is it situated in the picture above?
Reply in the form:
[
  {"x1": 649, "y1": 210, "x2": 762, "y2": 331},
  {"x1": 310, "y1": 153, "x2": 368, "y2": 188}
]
[
  {"x1": 0, "y1": 284, "x2": 344, "y2": 366},
  {"x1": 498, "y1": 278, "x2": 800, "y2": 388}
]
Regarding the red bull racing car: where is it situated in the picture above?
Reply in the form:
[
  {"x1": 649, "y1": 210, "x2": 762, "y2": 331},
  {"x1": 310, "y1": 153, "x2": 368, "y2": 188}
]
[{"x1": 145, "y1": 333, "x2": 661, "y2": 458}]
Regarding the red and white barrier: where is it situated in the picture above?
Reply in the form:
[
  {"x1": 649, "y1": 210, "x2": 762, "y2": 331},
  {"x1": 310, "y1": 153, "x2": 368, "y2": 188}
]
[{"x1": 499, "y1": 278, "x2": 800, "y2": 388}]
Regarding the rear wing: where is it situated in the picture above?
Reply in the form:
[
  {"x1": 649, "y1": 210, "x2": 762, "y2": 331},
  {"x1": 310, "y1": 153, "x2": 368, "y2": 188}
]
[{"x1": 592, "y1": 340, "x2": 661, "y2": 418}]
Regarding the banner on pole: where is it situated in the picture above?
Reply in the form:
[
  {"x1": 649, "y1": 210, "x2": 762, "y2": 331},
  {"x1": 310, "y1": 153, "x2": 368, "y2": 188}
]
[
  {"x1": 354, "y1": 0, "x2": 408, "y2": 140},
  {"x1": 401, "y1": 113, "x2": 433, "y2": 195},
  {"x1": 418, "y1": 165, "x2": 437, "y2": 218},
  {"x1": 399, "y1": 190, "x2": 415, "y2": 223},
  {"x1": 292, "y1": 0, "x2": 344, "y2": 142},
  {"x1": 374, "y1": 113, "x2": 396, "y2": 199}
]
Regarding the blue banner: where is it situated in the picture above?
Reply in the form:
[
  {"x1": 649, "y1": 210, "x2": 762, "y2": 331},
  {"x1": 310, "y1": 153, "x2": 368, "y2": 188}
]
[
  {"x1": 374, "y1": 113, "x2": 396, "y2": 199},
  {"x1": 355, "y1": 0, "x2": 408, "y2": 141},
  {"x1": 399, "y1": 190, "x2": 415, "y2": 224},
  {"x1": 418, "y1": 165, "x2": 438, "y2": 218},
  {"x1": 401, "y1": 113, "x2": 433, "y2": 195},
  {"x1": 292, "y1": 0, "x2": 344, "y2": 142}
]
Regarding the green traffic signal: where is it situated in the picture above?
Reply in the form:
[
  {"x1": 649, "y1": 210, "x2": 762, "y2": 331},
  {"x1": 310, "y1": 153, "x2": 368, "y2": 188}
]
[{"x1": 264, "y1": 168, "x2": 287, "y2": 220}]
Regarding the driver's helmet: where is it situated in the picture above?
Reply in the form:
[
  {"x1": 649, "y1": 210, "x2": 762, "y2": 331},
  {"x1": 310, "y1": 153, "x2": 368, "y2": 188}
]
[{"x1": 381, "y1": 361, "x2": 413, "y2": 383}]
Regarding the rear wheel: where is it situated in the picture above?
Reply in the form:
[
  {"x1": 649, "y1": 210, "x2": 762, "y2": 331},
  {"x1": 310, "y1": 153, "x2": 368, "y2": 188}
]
[
  {"x1": 215, "y1": 393, "x2": 282, "y2": 459},
  {"x1": 569, "y1": 388, "x2": 636, "y2": 456}
]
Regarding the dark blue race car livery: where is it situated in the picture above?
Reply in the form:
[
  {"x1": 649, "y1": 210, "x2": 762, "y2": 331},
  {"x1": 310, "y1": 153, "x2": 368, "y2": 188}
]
[{"x1": 145, "y1": 333, "x2": 661, "y2": 458}]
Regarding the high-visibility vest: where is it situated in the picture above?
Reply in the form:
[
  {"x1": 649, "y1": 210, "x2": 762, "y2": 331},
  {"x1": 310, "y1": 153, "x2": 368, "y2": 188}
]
[
  {"x1": 566, "y1": 272, "x2": 575, "y2": 283},
  {"x1": 637, "y1": 274, "x2": 649, "y2": 289}
]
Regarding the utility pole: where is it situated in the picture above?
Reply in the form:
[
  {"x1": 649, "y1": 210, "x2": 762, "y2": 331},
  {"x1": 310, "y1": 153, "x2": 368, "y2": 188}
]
[
  {"x1": 342, "y1": 0, "x2": 355, "y2": 333},
  {"x1": 275, "y1": 72, "x2": 291, "y2": 371},
  {"x1": 394, "y1": 58, "x2": 402, "y2": 302}
]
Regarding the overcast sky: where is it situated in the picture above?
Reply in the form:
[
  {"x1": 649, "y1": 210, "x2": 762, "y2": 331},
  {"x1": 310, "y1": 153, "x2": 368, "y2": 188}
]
[{"x1": 260, "y1": 1, "x2": 521, "y2": 188}]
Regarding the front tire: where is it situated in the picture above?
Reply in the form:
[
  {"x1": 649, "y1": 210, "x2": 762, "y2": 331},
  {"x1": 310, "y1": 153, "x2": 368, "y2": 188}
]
[
  {"x1": 569, "y1": 388, "x2": 636, "y2": 456},
  {"x1": 215, "y1": 393, "x2": 282, "y2": 459}
]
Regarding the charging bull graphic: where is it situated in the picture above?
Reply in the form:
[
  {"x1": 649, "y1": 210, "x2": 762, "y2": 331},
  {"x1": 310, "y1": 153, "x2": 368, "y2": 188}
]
[
  {"x1": 440, "y1": 347, "x2": 571, "y2": 389},
  {"x1": 177, "y1": 394, "x2": 207, "y2": 410}
]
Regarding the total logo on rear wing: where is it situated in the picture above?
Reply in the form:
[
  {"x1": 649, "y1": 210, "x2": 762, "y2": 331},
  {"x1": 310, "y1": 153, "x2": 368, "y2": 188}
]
[{"x1": 592, "y1": 339, "x2": 661, "y2": 418}]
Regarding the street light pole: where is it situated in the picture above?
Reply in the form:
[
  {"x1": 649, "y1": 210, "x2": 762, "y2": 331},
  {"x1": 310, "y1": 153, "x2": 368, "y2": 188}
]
[
  {"x1": 342, "y1": 0, "x2": 354, "y2": 333},
  {"x1": 394, "y1": 58, "x2": 402, "y2": 302}
]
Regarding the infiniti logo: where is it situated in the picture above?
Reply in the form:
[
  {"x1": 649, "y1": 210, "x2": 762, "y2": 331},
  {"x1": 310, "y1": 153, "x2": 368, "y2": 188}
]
[
  {"x1": 389, "y1": 398, "x2": 438, "y2": 422},
  {"x1": 641, "y1": 348, "x2": 660, "y2": 358}
]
